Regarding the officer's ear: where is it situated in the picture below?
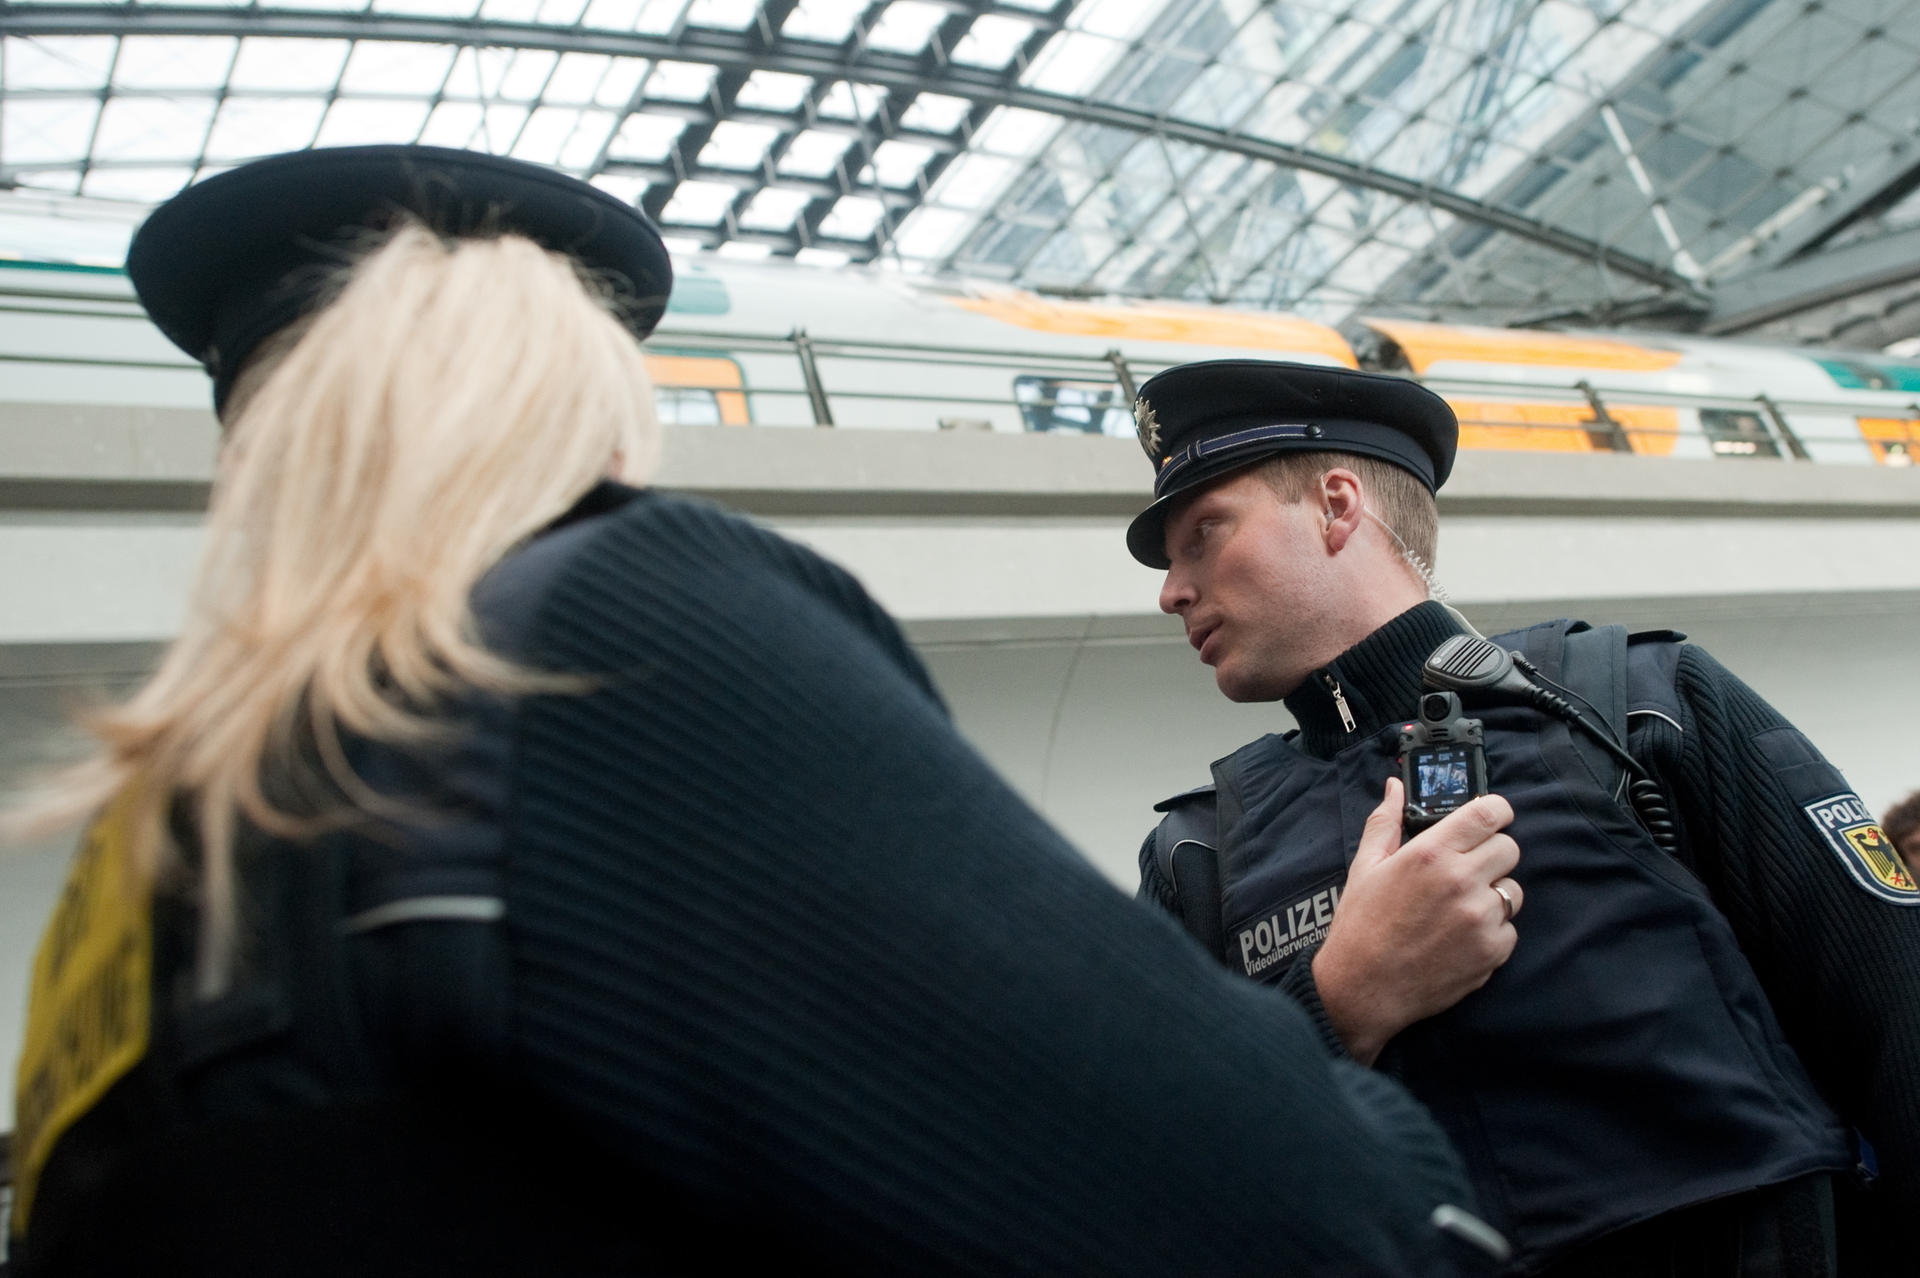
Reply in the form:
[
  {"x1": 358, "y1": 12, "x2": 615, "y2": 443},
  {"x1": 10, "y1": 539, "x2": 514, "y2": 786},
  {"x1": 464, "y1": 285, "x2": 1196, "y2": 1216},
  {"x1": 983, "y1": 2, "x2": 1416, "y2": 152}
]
[{"x1": 1318, "y1": 468, "x2": 1366, "y2": 552}]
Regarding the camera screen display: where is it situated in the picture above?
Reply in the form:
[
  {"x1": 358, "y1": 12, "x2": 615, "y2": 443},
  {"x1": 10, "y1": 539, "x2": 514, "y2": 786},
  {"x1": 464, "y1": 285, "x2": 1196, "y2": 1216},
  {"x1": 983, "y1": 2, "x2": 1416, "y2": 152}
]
[{"x1": 1412, "y1": 747, "x2": 1472, "y2": 806}]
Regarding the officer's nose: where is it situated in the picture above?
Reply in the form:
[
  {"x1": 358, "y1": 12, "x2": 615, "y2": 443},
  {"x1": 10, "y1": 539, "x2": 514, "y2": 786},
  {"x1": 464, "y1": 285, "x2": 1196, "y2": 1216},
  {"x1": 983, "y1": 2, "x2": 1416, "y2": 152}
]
[{"x1": 1159, "y1": 568, "x2": 1193, "y2": 616}]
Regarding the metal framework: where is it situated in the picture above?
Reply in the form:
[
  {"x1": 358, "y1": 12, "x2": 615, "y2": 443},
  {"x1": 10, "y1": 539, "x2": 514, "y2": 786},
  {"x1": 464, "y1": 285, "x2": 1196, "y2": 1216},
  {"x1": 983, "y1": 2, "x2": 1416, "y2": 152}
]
[{"x1": 4, "y1": 0, "x2": 1919, "y2": 337}]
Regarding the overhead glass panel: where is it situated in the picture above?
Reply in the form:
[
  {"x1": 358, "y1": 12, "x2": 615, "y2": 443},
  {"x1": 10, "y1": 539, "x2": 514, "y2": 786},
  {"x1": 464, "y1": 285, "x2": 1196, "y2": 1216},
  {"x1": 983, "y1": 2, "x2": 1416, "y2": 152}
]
[
  {"x1": 738, "y1": 186, "x2": 812, "y2": 230},
  {"x1": 81, "y1": 166, "x2": 197, "y2": 201},
  {"x1": 818, "y1": 81, "x2": 886, "y2": 121},
  {"x1": 204, "y1": 98, "x2": 328, "y2": 161},
  {"x1": 314, "y1": 97, "x2": 432, "y2": 146},
  {"x1": 819, "y1": 194, "x2": 886, "y2": 239},
  {"x1": 3, "y1": 98, "x2": 102, "y2": 166},
  {"x1": 338, "y1": 42, "x2": 456, "y2": 95},
  {"x1": 866, "y1": 2, "x2": 947, "y2": 55},
  {"x1": 229, "y1": 38, "x2": 350, "y2": 90},
  {"x1": 782, "y1": 0, "x2": 865, "y2": 44},
  {"x1": 4, "y1": 36, "x2": 116, "y2": 89},
  {"x1": 736, "y1": 70, "x2": 814, "y2": 112},
  {"x1": 660, "y1": 179, "x2": 739, "y2": 223},
  {"x1": 777, "y1": 128, "x2": 853, "y2": 177},
  {"x1": 698, "y1": 120, "x2": 781, "y2": 169},
  {"x1": 606, "y1": 112, "x2": 685, "y2": 161},
  {"x1": 643, "y1": 60, "x2": 715, "y2": 102},
  {"x1": 952, "y1": 15, "x2": 1034, "y2": 69},
  {"x1": 899, "y1": 93, "x2": 971, "y2": 134}
]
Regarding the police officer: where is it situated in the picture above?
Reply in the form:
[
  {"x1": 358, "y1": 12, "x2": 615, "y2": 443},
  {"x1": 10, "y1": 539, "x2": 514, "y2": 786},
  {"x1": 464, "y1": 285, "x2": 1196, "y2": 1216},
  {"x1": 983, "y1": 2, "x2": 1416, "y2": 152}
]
[
  {"x1": 1129, "y1": 359, "x2": 1920, "y2": 1277},
  {"x1": 6, "y1": 150, "x2": 1504, "y2": 1276}
]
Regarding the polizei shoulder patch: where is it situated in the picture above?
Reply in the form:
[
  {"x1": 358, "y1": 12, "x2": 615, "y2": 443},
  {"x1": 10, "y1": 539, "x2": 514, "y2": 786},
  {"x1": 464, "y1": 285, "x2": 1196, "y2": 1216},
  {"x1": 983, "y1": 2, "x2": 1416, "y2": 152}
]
[{"x1": 1804, "y1": 792, "x2": 1918, "y2": 904}]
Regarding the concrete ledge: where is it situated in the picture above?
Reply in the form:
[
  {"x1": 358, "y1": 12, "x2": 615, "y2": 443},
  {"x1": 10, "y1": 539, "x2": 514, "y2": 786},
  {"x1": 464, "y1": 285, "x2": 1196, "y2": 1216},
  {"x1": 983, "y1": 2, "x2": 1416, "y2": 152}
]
[{"x1": 3, "y1": 403, "x2": 1918, "y2": 518}]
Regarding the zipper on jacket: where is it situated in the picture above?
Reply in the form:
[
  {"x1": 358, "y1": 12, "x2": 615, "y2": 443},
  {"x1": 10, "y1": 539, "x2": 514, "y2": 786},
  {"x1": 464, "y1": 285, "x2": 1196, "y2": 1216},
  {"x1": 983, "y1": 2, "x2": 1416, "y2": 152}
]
[{"x1": 1321, "y1": 673, "x2": 1357, "y2": 734}]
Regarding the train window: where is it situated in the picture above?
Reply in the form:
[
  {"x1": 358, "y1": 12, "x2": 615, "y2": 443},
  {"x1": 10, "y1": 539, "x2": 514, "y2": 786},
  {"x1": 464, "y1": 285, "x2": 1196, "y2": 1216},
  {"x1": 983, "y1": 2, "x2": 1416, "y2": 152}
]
[
  {"x1": 1699, "y1": 408, "x2": 1780, "y2": 458},
  {"x1": 1014, "y1": 376, "x2": 1132, "y2": 436},
  {"x1": 654, "y1": 387, "x2": 724, "y2": 425},
  {"x1": 645, "y1": 352, "x2": 750, "y2": 425}
]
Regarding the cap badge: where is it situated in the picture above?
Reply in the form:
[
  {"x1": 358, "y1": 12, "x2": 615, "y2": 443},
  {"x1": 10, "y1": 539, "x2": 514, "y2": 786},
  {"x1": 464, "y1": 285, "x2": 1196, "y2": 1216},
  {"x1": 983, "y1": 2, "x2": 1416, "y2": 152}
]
[{"x1": 1134, "y1": 395, "x2": 1161, "y2": 459}]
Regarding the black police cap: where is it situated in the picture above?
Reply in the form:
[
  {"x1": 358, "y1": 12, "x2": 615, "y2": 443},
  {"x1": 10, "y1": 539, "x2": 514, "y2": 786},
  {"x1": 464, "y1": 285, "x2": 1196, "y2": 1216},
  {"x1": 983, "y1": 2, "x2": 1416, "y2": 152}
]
[
  {"x1": 126, "y1": 145, "x2": 672, "y2": 414},
  {"x1": 1125, "y1": 359, "x2": 1458, "y2": 568}
]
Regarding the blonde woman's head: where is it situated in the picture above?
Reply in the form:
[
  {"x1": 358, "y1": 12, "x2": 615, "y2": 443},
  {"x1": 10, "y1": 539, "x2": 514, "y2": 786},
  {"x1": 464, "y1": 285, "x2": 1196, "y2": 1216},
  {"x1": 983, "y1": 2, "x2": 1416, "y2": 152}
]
[{"x1": 14, "y1": 212, "x2": 665, "y2": 994}]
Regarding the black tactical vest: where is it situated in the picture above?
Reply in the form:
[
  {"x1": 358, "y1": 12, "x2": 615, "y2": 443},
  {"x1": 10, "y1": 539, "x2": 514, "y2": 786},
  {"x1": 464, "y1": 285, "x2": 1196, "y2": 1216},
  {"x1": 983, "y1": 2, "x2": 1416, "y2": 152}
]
[{"x1": 1203, "y1": 622, "x2": 1852, "y2": 1272}]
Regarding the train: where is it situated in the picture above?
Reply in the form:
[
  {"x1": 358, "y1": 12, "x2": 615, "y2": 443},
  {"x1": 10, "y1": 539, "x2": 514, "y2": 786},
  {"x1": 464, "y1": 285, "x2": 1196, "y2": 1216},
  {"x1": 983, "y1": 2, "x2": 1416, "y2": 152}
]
[{"x1": 2, "y1": 251, "x2": 1917, "y2": 466}]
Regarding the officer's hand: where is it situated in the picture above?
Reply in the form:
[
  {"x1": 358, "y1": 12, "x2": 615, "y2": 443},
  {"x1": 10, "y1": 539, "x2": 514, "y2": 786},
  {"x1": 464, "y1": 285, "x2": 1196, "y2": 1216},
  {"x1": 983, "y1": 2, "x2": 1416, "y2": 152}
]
[{"x1": 1311, "y1": 778, "x2": 1520, "y2": 1066}]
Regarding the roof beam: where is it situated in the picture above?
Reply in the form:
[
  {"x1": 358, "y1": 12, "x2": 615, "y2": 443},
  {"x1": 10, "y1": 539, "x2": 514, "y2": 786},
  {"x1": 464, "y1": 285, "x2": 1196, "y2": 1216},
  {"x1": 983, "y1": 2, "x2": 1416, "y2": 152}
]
[
  {"x1": 0, "y1": 4, "x2": 1700, "y2": 291},
  {"x1": 1704, "y1": 222, "x2": 1920, "y2": 335}
]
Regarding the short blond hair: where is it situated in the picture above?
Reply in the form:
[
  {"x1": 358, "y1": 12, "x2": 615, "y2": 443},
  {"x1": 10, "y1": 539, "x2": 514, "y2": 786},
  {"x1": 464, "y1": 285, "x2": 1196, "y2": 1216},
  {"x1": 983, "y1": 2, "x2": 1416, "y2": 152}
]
[{"x1": 1257, "y1": 452, "x2": 1439, "y2": 572}]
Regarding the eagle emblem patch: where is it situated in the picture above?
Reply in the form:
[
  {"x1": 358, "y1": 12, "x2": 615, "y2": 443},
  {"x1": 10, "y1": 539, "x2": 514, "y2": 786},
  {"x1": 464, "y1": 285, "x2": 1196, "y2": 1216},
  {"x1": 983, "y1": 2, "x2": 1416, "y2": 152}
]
[
  {"x1": 1804, "y1": 792, "x2": 1918, "y2": 904},
  {"x1": 1134, "y1": 394, "x2": 1161, "y2": 459}
]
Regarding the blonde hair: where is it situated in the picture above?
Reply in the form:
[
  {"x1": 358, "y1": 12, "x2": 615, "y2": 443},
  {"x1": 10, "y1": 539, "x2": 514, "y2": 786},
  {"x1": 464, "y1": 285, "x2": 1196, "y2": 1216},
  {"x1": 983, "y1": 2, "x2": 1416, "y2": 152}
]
[
  {"x1": 10, "y1": 222, "x2": 662, "y2": 994},
  {"x1": 1258, "y1": 452, "x2": 1440, "y2": 579}
]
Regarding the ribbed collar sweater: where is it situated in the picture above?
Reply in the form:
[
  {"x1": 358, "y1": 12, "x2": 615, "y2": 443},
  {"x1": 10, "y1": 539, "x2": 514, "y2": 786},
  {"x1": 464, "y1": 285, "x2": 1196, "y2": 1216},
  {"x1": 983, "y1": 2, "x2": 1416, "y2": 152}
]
[{"x1": 1281, "y1": 600, "x2": 1465, "y2": 759}]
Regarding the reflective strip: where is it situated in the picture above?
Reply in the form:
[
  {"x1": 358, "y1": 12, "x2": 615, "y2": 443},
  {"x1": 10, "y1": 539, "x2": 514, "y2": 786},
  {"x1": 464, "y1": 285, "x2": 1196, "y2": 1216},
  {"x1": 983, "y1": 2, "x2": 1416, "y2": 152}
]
[
  {"x1": 1430, "y1": 1204, "x2": 1512, "y2": 1263},
  {"x1": 342, "y1": 896, "x2": 506, "y2": 934}
]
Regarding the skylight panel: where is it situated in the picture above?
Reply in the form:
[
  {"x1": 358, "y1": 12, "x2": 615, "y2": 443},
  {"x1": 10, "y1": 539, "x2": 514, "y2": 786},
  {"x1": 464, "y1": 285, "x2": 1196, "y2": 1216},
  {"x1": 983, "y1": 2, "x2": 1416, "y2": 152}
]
[
  {"x1": 512, "y1": 105, "x2": 616, "y2": 167},
  {"x1": 660, "y1": 235, "x2": 706, "y2": 255},
  {"x1": 925, "y1": 152, "x2": 1016, "y2": 209},
  {"x1": 697, "y1": 120, "x2": 781, "y2": 170},
  {"x1": 204, "y1": 98, "x2": 327, "y2": 161},
  {"x1": 952, "y1": 14, "x2": 1033, "y2": 70},
  {"x1": 80, "y1": 167, "x2": 197, "y2": 202},
  {"x1": 314, "y1": 98, "x2": 431, "y2": 146},
  {"x1": 594, "y1": 57, "x2": 651, "y2": 108},
  {"x1": 1021, "y1": 30, "x2": 1124, "y2": 97},
  {"x1": 632, "y1": 0, "x2": 692, "y2": 35},
  {"x1": 717, "y1": 240, "x2": 773, "y2": 259},
  {"x1": 660, "y1": 180, "x2": 738, "y2": 225},
  {"x1": 538, "y1": 0, "x2": 591, "y2": 21},
  {"x1": 590, "y1": 173, "x2": 649, "y2": 205},
  {"x1": 374, "y1": 0, "x2": 482, "y2": 17},
  {"x1": 971, "y1": 107, "x2": 1060, "y2": 158},
  {"x1": 889, "y1": 205, "x2": 971, "y2": 259},
  {"x1": 685, "y1": 0, "x2": 761, "y2": 30},
  {"x1": 229, "y1": 38, "x2": 350, "y2": 91},
  {"x1": 736, "y1": 70, "x2": 814, "y2": 112},
  {"x1": 419, "y1": 102, "x2": 529, "y2": 152},
  {"x1": 1, "y1": 99, "x2": 100, "y2": 166},
  {"x1": 866, "y1": 2, "x2": 946, "y2": 54},
  {"x1": 782, "y1": 0, "x2": 864, "y2": 45},
  {"x1": 607, "y1": 113, "x2": 685, "y2": 162},
  {"x1": 111, "y1": 37, "x2": 237, "y2": 90},
  {"x1": 543, "y1": 52, "x2": 609, "y2": 103},
  {"x1": 4, "y1": 37, "x2": 115, "y2": 91},
  {"x1": 1069, "y1": 0, "x2": 1161, "y2": 41},
  {"x1": 867, "y1": 140, "x2": 932, "y2": 188},
  {"x1": 776, "y1": 129, "x2": 852, "y2": 177},
  {"x1": 544, "y1": 52, "x2": 639, "y2": 106},
  {"x1": 498, "y1": 50, "x2": 560, "y2": 101},
  {"x1": 818, "y1": 195, "x2": 885, "y2": 239},
  {"x1": 795, "y1": 246, "x2": 851, "y2": 269},
  {"x1": 900, "y1": 93, "x2": 971, "y2": 135},
  {"x1": 739, "y1": 187, "x2": 812, "y2": 229},
  {"x1": 93, "y1": 96, "x2": 215, "y2": 163},
  {"x1": 270, "y1": 0, "x2": 367, "y2": 12},
  {"x1": 581, "y1": 0, "x2": 645, "y2": 28},
  {"x1": 644, "y1": 61, "x2": 717, "y2": 102},
  {"x1": 12, "y1": 169, "x2": 82, "y2": 196},
  {"x1": 337, "y1": 42, "x2": 456, "y2": 95},
  {"x1": 818, "y1": 81, "x2": 884, "y2": 121}
]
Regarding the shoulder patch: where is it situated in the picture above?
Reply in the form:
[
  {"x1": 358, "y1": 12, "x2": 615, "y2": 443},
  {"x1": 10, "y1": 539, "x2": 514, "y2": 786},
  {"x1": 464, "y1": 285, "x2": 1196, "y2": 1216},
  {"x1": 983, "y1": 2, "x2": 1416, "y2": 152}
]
[{"x1": 1804, "y1": 792, "x2": 1919, "y2": 904}]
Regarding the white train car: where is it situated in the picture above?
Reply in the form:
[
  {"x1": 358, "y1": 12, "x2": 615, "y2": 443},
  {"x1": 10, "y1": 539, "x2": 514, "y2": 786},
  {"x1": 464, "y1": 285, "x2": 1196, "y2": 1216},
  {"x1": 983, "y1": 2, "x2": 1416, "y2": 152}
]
[{"x1": 3, "y1": 252, "x2": 1917, "y2": 466}]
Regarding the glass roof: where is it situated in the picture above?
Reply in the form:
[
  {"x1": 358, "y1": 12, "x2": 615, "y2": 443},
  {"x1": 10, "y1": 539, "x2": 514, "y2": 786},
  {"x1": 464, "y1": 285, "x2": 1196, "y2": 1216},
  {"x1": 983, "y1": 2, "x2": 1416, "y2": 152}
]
[{"x1": 3, "y1": 0, "x2": 1918, "y2": 335}]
